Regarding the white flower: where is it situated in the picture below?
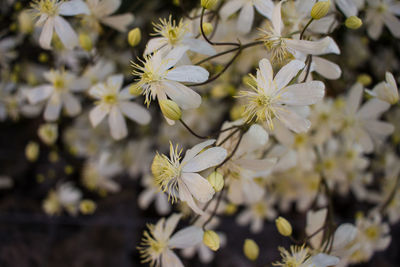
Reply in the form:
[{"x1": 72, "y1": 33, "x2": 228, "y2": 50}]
[
  {"x1": 365, "y1": 0, "x2": 400, "y2": 40},
  {"x1": 274, "y1": 245, "x2": 340, "y2": 267},
  {"x1": 132, "y1": 50, "x2": 208, "y2": 124},
  {"x1": 219, "y1": 0, "x2": 274, "y2": 34},
  {"x1": 367, "y1": 72, "x2": 399, "y2": 104},
  {"x1": 26, "y1": 69, "x2": 88, "y2": 121},
  {"x1": 89, "y1": 74, "x2": 151, "y2": 140},
  {"x1": 151, "y1": 139, "x2": 227, "y2": 214},
  {"x1": 259, "y1": 1, "x2": 340, "y2": 63},
  {"x1": 84, "y1": 0, "x2": 134, "y2": 32},
  {"x1": 239, "y1": 58, "x2": 325, "y2": 133},
  {"x1": 144, "y1": 16, "x2": 216, "y2": 58},
  {"x1": 31, "y1": 0, "x2": 90, "y2": 49},
  {"x1": 138, "y1": 213, "x2": 203, "y2": 267},
  {"x1": 43, "y1": 182, "x2": 82, "y2": 216}
]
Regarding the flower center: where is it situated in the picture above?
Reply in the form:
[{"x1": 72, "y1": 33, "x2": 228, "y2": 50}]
[
  {"x1": 32, "y1": 0, "x2": 59, "y2": 17},
  {"x1": 153, "y1": 16, "x2": 188, "y2": 46}
]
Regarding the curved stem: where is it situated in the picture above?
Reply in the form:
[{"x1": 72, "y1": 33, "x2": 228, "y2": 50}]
[
  {"x1": 300, "y1": 18, "x2": 314, "y2": 40},
  {"x1": 179, "y1": 119, "x2": 209, "y2": 139}
]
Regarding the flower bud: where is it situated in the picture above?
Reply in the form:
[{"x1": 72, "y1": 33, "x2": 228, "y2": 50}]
[
  {"x1": 18, "y1": 10, "x2": 34, "y2": 34},
  {"x1": 79, "y1": 33, "x2": 93, "y2": 51},
  {"x1": 311, "y1": 1, "x2": 330, "y2": 20},
  {"x1": 207, "y1": 171, "x2": 224, "y2": 192},
  {"x1": 203, "y1": 230, "x2": 220, "y2": 251},
  {"x1": 357, "y1": 74, "x2": 372, "y2": 86},
  {"x1": 345, "y1": 16, "x2": 362, "y2": 29},
  {"x1": 38, "y1": 123, "x2": 58, "y2": 146},
  {"x1": 275, "y1": 216, "x2": 292, "y2": 236},
  {"x1": 243, "y1": 239, "x2": 259, "y2": 261},
  {"x1": 25, "y1": 141, "x2": 39, "y2": 162},
  {"x1": 128, "y1": 27, "x2": 141, "y2": 47},
  {"x1": 159, "y1": 100, "x2": 182, "y2": 121},
  {"x1": 225, "y1": 203, "x2": 237, "y2": 215},
  {"x1": 200, "y1": 22, "x2": 213, "y2": 35},
  {"x1": 129, "y1": 83, "x2": 142, "y2": 96},
  {"x1": 201, "y1": 0, "x2": 218, "y2": 10},
  {"x1": 80, "y1": 199, "x2": 97, "y2": 214}
]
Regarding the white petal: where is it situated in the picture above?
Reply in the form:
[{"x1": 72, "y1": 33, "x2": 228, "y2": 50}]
[
  {"x1": 310, "y1": 253, "x2": 340, "y2": 267},
  {"x1": 258, "y1": 58, "x2": 273, "y2": 90},
  {"x1": 366, "y1": 13, "x2": 384, "y2": 40},
  {"x1": 383, "y1": 13, "x2": 400, "y2": 38},
  {"x1": 180, "y1": 172, "x2": 215, "y2": 203},
  {"x1": 236, "y1": 124, "x2": 269, "y2": 156},
  {"x1": 274, "y1": 106, "x2": 311, "y2": 133},
  {"x1": 253, "y1": 0, "x2": 273, "y2": 19},
  {"x1": 164, "y1": 213, "x2": 182, "y2": 239},
  {"x1": 274, "y1": 60, "x2": 305, "y2": 90},
  {"x1": 163, "y1": 81, "x2": 201, "y2": 110},
  {"x1": 184, "y1": 38, "x2": 216, "y2": 56},
  {"x1": 306, "y1": 208, "x2": 327, "y2": 248},
  {"x1": 357, "y1": 98, "x2": 390, "y2": 119},
  {"x1": 286, "y1": 37, "x2": 340, "y2": 56},
  {"x1": 346, "y1": 82, "x2": 363, "y2": 115},
  {"x1": 44, "y1": 94, "x2": 62, "y2": 121},
  {"x1": 169, "y1": 226, "x2": 203, "y2": 249},
  {"x1": 166, "y1": 66, "x2": 209, "y2": 83},
  {"x1": 119, "y1": 101, "x2": 151, "y2": 125},
  {"x1": 182, "y1": 147, "x2": 227, "y2": 173},
  {"x1": 164, "y1": 46, "x2": 190, "y2": 69},
  {"x1": 312, "y1": 56, "x2": 342, "y2": 80},
  {"x1": 178, "y1": 180, "x2": 204, "y2": 215},
  {"x1": 336, "y1": 0, "x2": 358, "y2": 17},
  {"x1": 272, "y1": 1, "x2": 282, "y2": 34},
  {"x1": 182, "y1": 139, "x2": 216, "y2": 164},
  {"x1": 54, "y1": 16, "x2": 78, "y2": 50},
  {"x1": 144, "y1": 37, "x2": 167, "y2": 55},
  {"x1": 280, "y1": 81, "x2": 325, "y2": 106},
  {"x1": 161, "y1": 249, "x2": 184, "y2": 267},
  {"x1": 236, "y1": 209, "x2": 252, "y2": 226},
  {"x1": 39, "y1": 18, "x2": 54, "y2": 50},
  {"x1": 26, "y1": 85, "x2": 53, "y2": 104},
  {"x1": 59, "y1": 0, "x2": 90, "y2": 15},
  {"x1": 101, "y1": 14, "x2": 134, "y2": 32},
  {"x1": 107, "y1": 74, "x2": 124, "y2": 91},
  {"x1": 63, "y1": 93, "x2": 81, "y2": 116},
  {"x1": 89, "y1": 104, "x2": 108, "y2": 127},
  {"x1": 108, "y1": 106, "x2": 127, "y2": 140},
  {"x1": 220, "y1": 0, "x2": 244, "y2": 20},
  {"x1": 332, "y1": 223, "x2": 358, "y2": 251},
  {"x1": 237, "y1": 3, "x2": 254, "y2": 34},
  {"x1": 138, "y1": 189, "x2": 155, "y2": 209},
  {"x1": 364, "y1": 120, "x2": 394, "y2": 137}
]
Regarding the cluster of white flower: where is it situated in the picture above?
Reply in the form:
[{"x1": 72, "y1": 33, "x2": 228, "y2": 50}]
[{"x1": 0, "y1": 0, "x2": 399, "y2": 266}]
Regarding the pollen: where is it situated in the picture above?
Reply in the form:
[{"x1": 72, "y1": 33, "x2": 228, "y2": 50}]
[
  {"x1": 258, "y1": 24, "x2": 291, "y2": 63},
  {"x1": 31, "y1": 0, "x2": 60, "y2": 17},
  {"x1": 138, "y1": 224, "x2": 167, "y2": 267},
  {"x1": 152, "y1": 15, "x2": 188, "y2": 46}
]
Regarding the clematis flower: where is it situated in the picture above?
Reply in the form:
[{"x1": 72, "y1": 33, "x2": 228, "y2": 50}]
[
  {"x1": 366, "y1": 72, "x2": 399, "y2": 105},
  {"x1": 83, "y1": 0, "x2": 134, "y2": 32},
  {"x1": 132, "y1": 50, "x2": 209, "y2": 124},
  {"x1": 219, "y1": 0, "x2": 274, "y2": 34},
  {"x1": 31, "y1": 0, "x2": 90, "y2": 49},
  {"x1": 239, "y1": 58, "x2": 325, "y2": 133},
  {"x1": 151, "y1": 139, "x2": 227, "y2": 214},
  {"x1": 274, "y1": 245, "x2": 340, "y2": 267},
  {"x1": 89, "y1": 74, "x2": 151, "y2": 140},
  {"x1": 138, "y1": 213, "x2": 203, "y2": 267},
  {"x1": 25, "y1": 69, "x2": 89, "y2": 121},
  {"x1": 144, "y1": 15, "x2": 216, "y2": 58},
  {"x1": 365, "y1": 0, "x2": 400, "y2": 40},
  {"x1": 258, "y1": 1, "x2": 340, "y2": 63}
]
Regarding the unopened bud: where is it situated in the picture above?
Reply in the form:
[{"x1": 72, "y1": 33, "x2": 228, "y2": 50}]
[
  {"x1": 225, "y1": 203, "x2": 237, "y2": 215},
  {"x1": 128, "y1": 27, "x2": 141, "y2": 47},
  {"x1": 207, "y1": 171, "x2": 224, "y2": 192},
  {"x1": 201, "y1": 0, "x2": 218, "y2": 10},
  {"x1": 25, "y1": 141, "x2": 39, "y2": 162},
  {"x1": 79, "y1": 33, "x2": 93, "y2": 51},
  {"x1": 345, "y1": 16, "x2": 362, "y2": 29},
  {"x1": 311, "y1": 0, "x2": 330, "y2": 20},
  {"x1": 203, "y1": 230, "x2": 220, "y2": 251},
  {"x1": 159, "y1": 100, "x2": 182, "y2": 121},
  {"x1": 200, "y1": 22, "x2": 213, "y2": 35},
  {"x1": 38, "y1": 123, "x2": 58, "y2": 146},
  {"x1": 80, "y1": 199, "x2": 97, "y2": 214},
  {"x1": 357, "y1": 74, "x2": 372, "y2": 86},
  {"x1": 243, "y1": 239, "x2": 259, "y2": 261},
  {"x1": 275, "y1": 216, "x2": 292, "y2": 236}
]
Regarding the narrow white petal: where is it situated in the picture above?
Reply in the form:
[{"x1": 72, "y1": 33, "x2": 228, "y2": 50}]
[
  {"x1": 96, "y1": 0, "x2": 122, "y2": 15},
  {"x1": 161, "y1": 249, "x2": 184, "y2": 267},
  {"x1": 182, "y1": 147, "x2": 227, "y2": 173},
  {"x1": 280, "y1": 81, "x2": 325, "y2": 106},
  {"x1": 169, "y1": 226, "x2": 203, "y2": 249},
  {"x1": 26, "y1": 85, "x2": 53, "y2": 104},
  {"x1": 44, "y1": 94, "x2": 62, "y2": 121},
  {"x1": 108, "y1": 106, "x2": 127, "y2": 140},
  {"x1": 357, "y1": 98, "x2": 390, "y2": 119},
  {"x1": 253, "y1": 0, "x2": 273, "y2": 19},
  {"x1": 286, "y1": 37, "x2": 340, "y2": 56},
  {"x1": 89, "y1": 105, "x2": 108, "y2": 127},
  {"x1": 383, "y1": 13, "x2": 400, "y2": 38},
  {"x1": 138, "y1": 189, "x2": 155, "y2": 209},
  {"x1": 364, "y1": 120, "x2": 394, "y2": 137},
  {"x1": 220, "y1": 0, "x2": 244, "y2": 20},
  {"x1": 274, "y1": 60, "x2": 305, "y2": 90},
  {"x1": 312, "y1": 56, "x2": 342, "y2": 80},
  {"x1": 178, "y1": 180, "x2": 204, "y2": 215},
  {"x1": 59, "y1": 0, "x2": 90, "y2": 15},
  {"x1": 39, "y1": 18, "x2": 54, "y2": 50},
  {"x1": 332, "y1": 224, "x2": 358, "y2": 251},
  {"x1": 272, "y1": 1, "x2": 282, "y2": 34},
  {"x1": 163, "y1": 81, "x2": 201, "y2": 110},
  {"x1": 346, "y1": 82, "x2": 363, "y2": 115},
  {"x1": 182, "y1": 139, "x2": 216, "y2": 164},
  {"x1": 101, "y1": 14, "x2": 134, "y2": 32},
  {"x1": 164, "y1": 46, "x2": 190, "y2": 69},
  {"x1": 184, "y1": 38, "x2": 216, "y2": 56},
  {"x1": 166, "y1": 66, "x2": 209, "y2": 83},
  {"x1": 119, "y1": 101, "x2": 151, "y2": 125},
  {"x1": 258, "y1": 58, "x2": 273, "y2": 89},
  {"x1": 237, "y1": 3, "x2": 254, "y2": 34},
  {"x1": 54, "y1": 16, "x2": 78, "y2": 50},
  {"x1": 366, "y1": 14, "x2": 384, "y2": 40},
  {"x1": 180, "y1": 172, "x2": 215, "y2": 203},
  {"x1": 106, "y1": 74, "x2": 124, "y2": 91},
  {"x1": 63, "y1": 93, "x2": 81, "y2": 116},
  {"x1": 336, "y1": 0, "x2": 358, "y2": 17},
  {"x1": 144, "y1": 37, "x2": 167, "y2": 55},
  {"x1": 164, "y1": 213, "x2": 182, "y2": 239},
  {"x1": 310, "y1": 254, "x2": 340, "y2": 267},
  {"x1": 274, "y1": 106, "x2": 311, "y2": 133}
]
